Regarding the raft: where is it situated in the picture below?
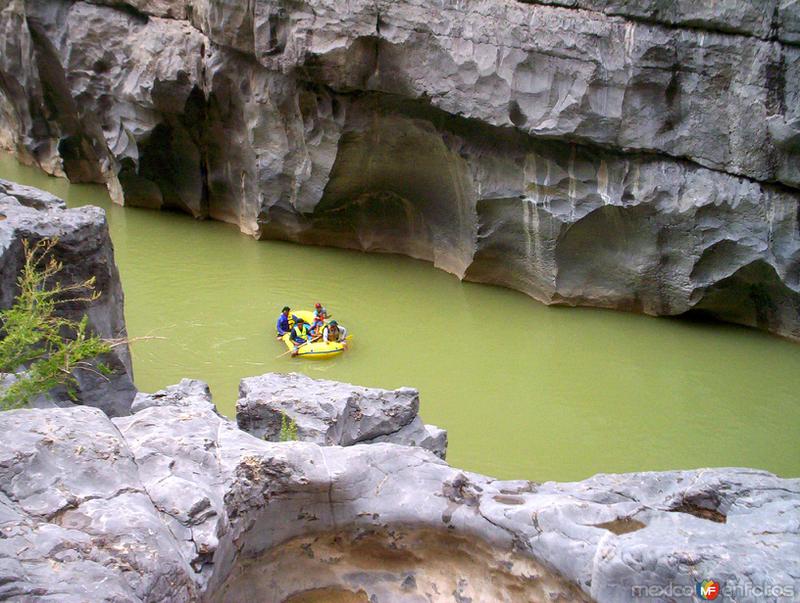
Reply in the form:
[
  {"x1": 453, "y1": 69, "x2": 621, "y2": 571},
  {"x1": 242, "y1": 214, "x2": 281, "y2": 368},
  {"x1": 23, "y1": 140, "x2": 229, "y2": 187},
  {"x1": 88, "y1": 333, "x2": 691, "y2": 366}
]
[{"x1": 281, "y1": 310, "x2": 346, "y2": 360}]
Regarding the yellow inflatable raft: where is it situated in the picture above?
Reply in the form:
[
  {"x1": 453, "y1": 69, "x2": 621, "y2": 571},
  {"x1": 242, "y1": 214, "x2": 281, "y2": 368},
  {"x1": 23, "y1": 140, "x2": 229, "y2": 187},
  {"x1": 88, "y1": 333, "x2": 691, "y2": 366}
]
[{"x1": 280, "y1": 310, "x2": 346, "y2": 360}]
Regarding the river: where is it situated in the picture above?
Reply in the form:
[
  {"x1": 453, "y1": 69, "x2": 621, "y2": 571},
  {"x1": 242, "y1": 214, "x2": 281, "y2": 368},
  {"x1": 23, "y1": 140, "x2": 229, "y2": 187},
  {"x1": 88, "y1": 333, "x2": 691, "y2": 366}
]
[{"x1": 2, "y1": 153, "x2": 799, "y2": 482}]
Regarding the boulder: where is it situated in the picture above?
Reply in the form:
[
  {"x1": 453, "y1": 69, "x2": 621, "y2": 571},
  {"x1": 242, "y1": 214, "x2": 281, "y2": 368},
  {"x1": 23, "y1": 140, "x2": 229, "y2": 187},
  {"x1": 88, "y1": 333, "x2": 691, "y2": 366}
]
[
  {"x1": 365, "y1": 418, "x2": 448, "y2": 456},
  {"x1": 0, "y1": 183, "x2": 135, "y2": 415},
  {"x1": 0, "y1": 179, "x2": 65, "y2": 210},
  {"x1": 0, "y1": 406, "x2": 196, "y2": 601},
  {"x1": 236, "y1": 372, "x2": 447, "y2": 459},
  {"x1": 131, "y1": 378, "x2": 215, "y2": 413},
  {"x1": 0, "y1": 401, "x2": 797, "y2": 601}
]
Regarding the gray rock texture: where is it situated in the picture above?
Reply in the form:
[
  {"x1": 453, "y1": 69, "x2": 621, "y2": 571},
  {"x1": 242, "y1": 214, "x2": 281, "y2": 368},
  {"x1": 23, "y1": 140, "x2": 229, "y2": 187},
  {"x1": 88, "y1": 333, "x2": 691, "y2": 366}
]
[
  {"x1": 237, "y1": 372, "x2": 447, "y2": 459},
  {"x1": 1, "y1": 394, "x2": 798, "y2": 601},
  {"x1": 1, "y1": 0, "x2": 799, "y2": 340},
  {"x1": 521, "y1": 1, "x2": 800, "y2": 45},
  {"x1": 0, "y1": 179, "x2": 65, "y2": 210},
  {"x1": 131, "y1": 378, "x2": 214, "y2": 414},
  {"x1": 0, "y1": 406, "x2": 197, "y2": 601},
  {"x1": 0, "y1": 180, "x2": 135, "y2": 415}
]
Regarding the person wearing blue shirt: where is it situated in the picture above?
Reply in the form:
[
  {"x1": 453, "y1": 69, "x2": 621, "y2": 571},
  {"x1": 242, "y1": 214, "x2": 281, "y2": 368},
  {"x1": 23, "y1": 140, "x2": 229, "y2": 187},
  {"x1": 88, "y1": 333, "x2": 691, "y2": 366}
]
[{"x1": 276, "y1": 306, "x2": 298, "y2": 337}]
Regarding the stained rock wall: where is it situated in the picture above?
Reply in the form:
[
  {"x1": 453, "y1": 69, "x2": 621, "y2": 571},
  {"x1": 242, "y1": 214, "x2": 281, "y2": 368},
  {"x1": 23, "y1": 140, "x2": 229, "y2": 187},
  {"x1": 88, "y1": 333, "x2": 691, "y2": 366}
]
[
  {"x1": 1, "y1": 390, "x2": 798, "y2": 602},
  {"x1": 1, "y1": 0, "x2": 799, "y2": 339}
]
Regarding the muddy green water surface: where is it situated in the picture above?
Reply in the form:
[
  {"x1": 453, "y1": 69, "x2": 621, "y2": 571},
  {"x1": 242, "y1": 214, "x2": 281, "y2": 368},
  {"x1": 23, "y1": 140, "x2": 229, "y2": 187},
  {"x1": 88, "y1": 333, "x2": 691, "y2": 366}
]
[{"x1": 2, "y1": 154, "x2": 799, "y2": 481}]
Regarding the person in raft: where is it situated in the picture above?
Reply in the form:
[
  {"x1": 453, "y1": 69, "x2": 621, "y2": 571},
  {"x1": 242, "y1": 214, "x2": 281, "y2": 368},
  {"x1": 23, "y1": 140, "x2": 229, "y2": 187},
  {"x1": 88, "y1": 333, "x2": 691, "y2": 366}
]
[
  {"x1": 290, "y1": 319, "x2": 313, "y2": 346},
  {"x1": 323, "y1": 320, "x2": 347, "y2": 344},
  {"x1": 310, "y1": 302, "x2": 331, "y2": 335},
  {"x1": 276, "y1": 306, "x2": 298, "y2": 337}
]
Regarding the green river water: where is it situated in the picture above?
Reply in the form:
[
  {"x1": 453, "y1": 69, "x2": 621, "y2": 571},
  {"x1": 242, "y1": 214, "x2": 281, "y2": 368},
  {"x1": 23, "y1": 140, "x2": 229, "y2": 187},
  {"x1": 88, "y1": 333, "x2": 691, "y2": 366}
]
[{"x1": 2, "y1": 153, "x2": 799, "y2": 482}]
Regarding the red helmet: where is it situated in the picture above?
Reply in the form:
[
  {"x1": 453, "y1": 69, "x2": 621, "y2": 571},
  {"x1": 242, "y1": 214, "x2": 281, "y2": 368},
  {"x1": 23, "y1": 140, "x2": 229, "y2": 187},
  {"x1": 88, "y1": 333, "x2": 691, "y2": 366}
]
[{"x1": 315, "y1": 302, "x2": 322, "y2": 308}]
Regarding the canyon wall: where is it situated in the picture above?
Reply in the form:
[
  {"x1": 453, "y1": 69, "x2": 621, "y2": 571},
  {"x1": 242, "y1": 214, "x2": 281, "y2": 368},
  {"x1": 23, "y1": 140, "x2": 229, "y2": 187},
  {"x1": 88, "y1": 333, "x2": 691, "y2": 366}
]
[{"x1": 1, "y1": 0, "x2": 798, "y2": 339}]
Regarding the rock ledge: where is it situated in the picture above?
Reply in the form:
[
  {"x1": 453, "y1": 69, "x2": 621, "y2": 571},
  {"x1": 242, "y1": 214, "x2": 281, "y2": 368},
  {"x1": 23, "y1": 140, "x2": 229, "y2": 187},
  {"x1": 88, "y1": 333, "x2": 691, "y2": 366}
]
[
  {"x1": 0, "y1": 387, "x2": 797, "y2": 602},
  {"x1": 237, "y1": 372, "x2": 447, "y2": 459}
]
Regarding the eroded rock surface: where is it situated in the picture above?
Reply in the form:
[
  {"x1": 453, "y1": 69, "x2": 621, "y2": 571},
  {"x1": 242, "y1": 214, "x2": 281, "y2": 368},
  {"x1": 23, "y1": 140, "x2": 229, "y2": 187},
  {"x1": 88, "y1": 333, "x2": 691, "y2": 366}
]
[
  {"x1": 212, "y1": 528, "x2": 591, "y2": 603},
  {"x1": 519, "y1": 0, "x2": 800, "y2": 44},
  {"x1": 237, "y1": 372, "x2": 447, "y2": 459},
  {"x1": 1, "y1": 1, "x2": 799, "y2": 339},
  {"x1": 0, "y1": 178, "x2": 64, "y2": 210},
  {"x1": 131, "y1": 378, "x2": 215, "y2": 414},
  {"x1": 1, "y1": 389, "x2": 798, "y2": 602},
  {"x1": 0, "y1": 181, "x2": 135, "y2": 415},
  {"x1": 0, "y1": 406, "x2": 196, "y2": 601}
]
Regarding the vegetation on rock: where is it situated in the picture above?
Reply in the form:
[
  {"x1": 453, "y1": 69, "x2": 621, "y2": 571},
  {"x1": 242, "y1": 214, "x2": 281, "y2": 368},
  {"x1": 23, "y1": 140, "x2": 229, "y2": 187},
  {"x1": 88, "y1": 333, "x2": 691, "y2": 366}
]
[
  {"x1": 0, "y1": 239, "x2": 113, "y2": 410},
  {"x1": 279, "y1": 412, "x2": 298, "y2": 442}
]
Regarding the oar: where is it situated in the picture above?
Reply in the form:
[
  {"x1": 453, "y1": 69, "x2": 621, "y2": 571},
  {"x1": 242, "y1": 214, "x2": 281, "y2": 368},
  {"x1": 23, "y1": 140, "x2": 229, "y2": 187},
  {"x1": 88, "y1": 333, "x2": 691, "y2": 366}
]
[{"x1": 275, "y1": 341, "x2": 305, "y2": 359}]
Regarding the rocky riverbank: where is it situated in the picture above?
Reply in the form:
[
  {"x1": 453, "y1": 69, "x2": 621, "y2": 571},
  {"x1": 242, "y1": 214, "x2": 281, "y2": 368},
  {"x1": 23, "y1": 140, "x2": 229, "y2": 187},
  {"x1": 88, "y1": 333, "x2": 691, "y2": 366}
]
[
  {"x1": 2, "y1": 383, "x2": 799, "y2": 602},
  {"x1": 1, "y1": 0, "x2": 798, "y2": 339},
  {"x1": 0, "y1": 183, "x2": 798, "y2": 601}
]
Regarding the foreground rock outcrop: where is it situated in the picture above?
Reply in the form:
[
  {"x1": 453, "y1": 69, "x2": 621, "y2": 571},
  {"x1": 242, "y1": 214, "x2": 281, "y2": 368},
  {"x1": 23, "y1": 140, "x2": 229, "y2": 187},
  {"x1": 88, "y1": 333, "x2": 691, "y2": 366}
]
[
  {"x1": 0, "y1": 406, "x2": 196, "y2": 601},
  {"x1": 1, "y1": 0, "x2": 798, "y2": 340},
  {"x1": 237, "y1": 372, "x2": 447, "y2": 458},
  {"x1": 1, "y1": 384, "x2": 798, "y2": 602},
  {"x1": 0, "y1": 179, "x2": 135, "y2": 415}
]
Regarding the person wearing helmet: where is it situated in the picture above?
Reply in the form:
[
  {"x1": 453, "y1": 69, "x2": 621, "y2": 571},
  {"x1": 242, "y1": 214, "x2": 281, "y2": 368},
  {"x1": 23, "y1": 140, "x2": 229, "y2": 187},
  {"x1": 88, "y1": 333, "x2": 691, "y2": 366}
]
[
  {"x1": 276, "y1": 306, "x2": 298, "y2": 337},
  {"x1": 311, "y1": 302, "x2": 331, "y2": 336},
  {"x1": 313, "y1": 302, "x2": 330, "y2": 322},
  {"x1": 323, "y1": 320, "x2": 347, "y2": 344},
  {"x1": 290, "y1": 319, "x2": 312, "y2": 346}
]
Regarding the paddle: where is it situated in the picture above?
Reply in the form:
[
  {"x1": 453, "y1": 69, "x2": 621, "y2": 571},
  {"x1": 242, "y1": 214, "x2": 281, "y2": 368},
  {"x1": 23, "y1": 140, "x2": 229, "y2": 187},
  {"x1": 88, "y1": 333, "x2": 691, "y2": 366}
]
[{"x1": 275, "y1": 340, "x2": 307, "y2": 359}]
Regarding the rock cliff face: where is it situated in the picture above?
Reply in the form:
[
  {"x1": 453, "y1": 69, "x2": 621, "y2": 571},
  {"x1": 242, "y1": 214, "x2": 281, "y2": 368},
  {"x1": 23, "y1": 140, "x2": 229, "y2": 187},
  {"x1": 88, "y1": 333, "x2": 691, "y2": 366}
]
[
  {"x1": 1, "y1": 0, "x2": 799, "y2": 339},
  {"x1": 2, "y1": 389, "x2": 798, "y2": 602},
  {"x1": 0, "y1": 179, "x2": 135, "y2": 415}
]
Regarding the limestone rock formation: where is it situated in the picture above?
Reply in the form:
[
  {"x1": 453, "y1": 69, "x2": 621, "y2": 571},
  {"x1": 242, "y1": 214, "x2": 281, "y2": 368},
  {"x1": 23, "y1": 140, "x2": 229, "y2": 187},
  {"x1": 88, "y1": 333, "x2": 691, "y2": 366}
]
[
  {"x1": 520, "y1": 0, "x2": 800, "y2": 45},
  {"x1": 0, "y1": 179, "x2": 64, "y2": 210},
  {"x1": 1, "y1": 0, "x2": 799, "y2": 340},
  {"x1": 237, "y1": 372, "x2": 447, "y2": 459},
  {"x1": 131, "y1": 378, "x2": 215, "y2": 414},
  {"x1": 0, "y1": 405, "x2": 197, "y2": 601},
  {"x1": 0, "y1": 179, "x2": 135, "y2": 415},
  {"x1": 1, "y1": 392, "x2": 798, "y2": 601}
]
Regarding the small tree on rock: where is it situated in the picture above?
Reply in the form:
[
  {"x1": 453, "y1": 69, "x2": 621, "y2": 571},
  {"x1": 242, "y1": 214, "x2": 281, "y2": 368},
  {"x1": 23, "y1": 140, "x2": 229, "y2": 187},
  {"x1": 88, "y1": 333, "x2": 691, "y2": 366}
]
[{"x1": 0, "y1": 238, "x2": 113, "y2": 410}]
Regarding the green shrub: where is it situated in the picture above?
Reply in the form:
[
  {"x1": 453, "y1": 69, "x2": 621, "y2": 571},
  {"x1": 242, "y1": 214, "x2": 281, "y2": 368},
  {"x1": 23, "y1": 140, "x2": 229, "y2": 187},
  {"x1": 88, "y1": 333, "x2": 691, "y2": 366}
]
[
  {"x1": 0, "y1": 239, "x2": 112, "y2": 410},
  {"x1": 279, "y1": 412, "x2": 298, "y2": 442}
]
